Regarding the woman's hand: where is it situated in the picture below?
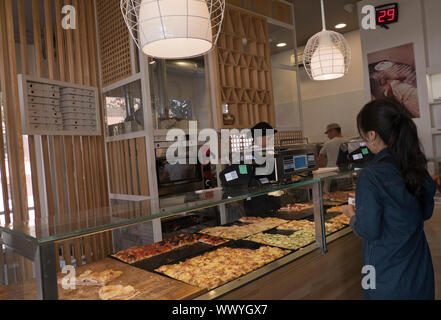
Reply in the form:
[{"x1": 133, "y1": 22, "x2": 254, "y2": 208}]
[
  {"x1": 341, "y1": 205, "x2": 356, "y2": 219},
  {"x1": 432, "y1": 175, "x2": 441, "y2": 193}
]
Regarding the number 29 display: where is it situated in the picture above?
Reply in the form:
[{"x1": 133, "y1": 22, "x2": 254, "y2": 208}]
[{"x1": 376, "y1": 3, "x2": 399, "y2": 26}]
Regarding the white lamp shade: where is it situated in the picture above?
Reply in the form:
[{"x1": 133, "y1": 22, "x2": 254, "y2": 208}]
[
  {"x1": 139, "y1": 0, "x2": 213, "y2": 59},
  {"x1": 303, "y1": 30, "x2": 351, "y2": 81}
]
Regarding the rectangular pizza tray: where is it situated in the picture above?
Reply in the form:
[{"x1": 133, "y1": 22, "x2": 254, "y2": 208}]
[{"x1": 147, "y1": 239, "x2": 294, "y2": 290}]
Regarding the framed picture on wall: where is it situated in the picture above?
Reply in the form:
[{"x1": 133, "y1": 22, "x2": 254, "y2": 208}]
[{"x1": 367, "y1": 43, "x2": 420, "y2": 118}]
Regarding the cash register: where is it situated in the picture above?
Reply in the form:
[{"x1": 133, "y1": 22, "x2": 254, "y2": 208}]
[
  {"x1": 337, "y1": 139, "x2": 374, "y2": 169},
  {"x1": 274, "y1": 144, "x2": 318, "y2": 184}
]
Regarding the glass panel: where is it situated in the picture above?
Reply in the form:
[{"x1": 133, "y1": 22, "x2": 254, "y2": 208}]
[
  {"x1": 104, "y1": 80, "x2": 144, "y2": 137},
  {"x1": 0, "y1": 169, "x2": 364, "y2": 245},
  {"x1": 320, "y1": 171, "x2": 358, "y2": 244},
  {"x1": 272, "y1": 68, "x2": 301, "y2": 129},
  {"x1": 148, "y1": 57, "x2": 212, "y2": 130},
  {"x1": 4, "y1": 248, "x2": 38, "y2": 300},
  {"x1": 268, "y1": 23, "x2": 301, "y2": 131}
]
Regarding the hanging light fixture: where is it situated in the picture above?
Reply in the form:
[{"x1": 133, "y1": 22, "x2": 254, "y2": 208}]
[
  {"x1": 303, "y1": 0, "x2": 351, "y2": 81},
  {"x1": 121, "y1": 0, "x2": 225, "y2": 59}
]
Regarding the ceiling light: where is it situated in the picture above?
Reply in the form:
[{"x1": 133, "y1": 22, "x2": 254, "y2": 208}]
[
  {"x1": 303, "y1": 0, "x2": 351, "y2": 81},
  {"x1": 277, "y1": 42, "x2": 287, "y2": 48},
  {"x1": 335, "y1": 23, "x2": 347, "y2": 29},
  {"x1": 121, "y1": 0, "x2": 226, "y2": 59}
]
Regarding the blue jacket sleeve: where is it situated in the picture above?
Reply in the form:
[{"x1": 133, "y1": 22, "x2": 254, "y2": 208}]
[
  {"x1": 422, "y1": 174, "x2": 436, "y2": 221},
  {"x1": 353, "y1": 168, "x2": 383, "y2": 241}
]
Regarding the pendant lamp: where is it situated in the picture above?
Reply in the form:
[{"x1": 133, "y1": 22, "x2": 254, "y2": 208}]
[
  {"x1": 303, "y1": 0, "x2": 351, "y2": 81},
  {"x1": 121, "y1": 0, "x2": 225, "y2": 59}
]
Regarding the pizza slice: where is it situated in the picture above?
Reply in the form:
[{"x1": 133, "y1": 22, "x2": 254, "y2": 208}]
[
  {"x1": 279, "y1": 203, "x2": 314, "y2": 212},
  {"x1": 326, "y1": 206, "x2": 344, "y2": 214},
  {"x1": 98, "y1": 285, "x2": 138, "y2": 300},
  {"x1": 197, "y1": 234, "x2": 229, "y2": 246},
  {"x1": 239, "y1": 216, "x2": 265, "y2": 224},
  {"x1": 76, "y1": 269, "x2": 123, "y2": 286}
]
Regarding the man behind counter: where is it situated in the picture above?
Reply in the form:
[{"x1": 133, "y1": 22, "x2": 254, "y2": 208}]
[{"x1": 318, "y1": 123, "x2": 347, "y2": 168}]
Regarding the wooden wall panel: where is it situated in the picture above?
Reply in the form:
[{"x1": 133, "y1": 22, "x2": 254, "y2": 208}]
[
  {"x1": 107, "y1": 137, "x2": 150, "y2": 197},
  {"x1": 96, "y1": 0, "x2": 133, "y2": 87},
  {"x1": 215, "y1": 6, "x2": 276, "y2": 129},
  {"x1": 0, "y1": 0, "x2": 29, "y2": 222},
  {"x1": 0, "y1": 0, "x2": 112, "y2": 275}
]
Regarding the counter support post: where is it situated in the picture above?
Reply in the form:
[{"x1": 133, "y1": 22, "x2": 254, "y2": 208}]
[
  {"x1": 34, "y1": 242, "x2": 58, "y2": 300},
  {"x1": 313, "y1": 182, "x2": 327, "y2": 255}
]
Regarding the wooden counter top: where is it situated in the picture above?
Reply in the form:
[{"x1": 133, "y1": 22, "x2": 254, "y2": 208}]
[{"x1": 58, "y1": 258, "x2": 205, "y2": 300}]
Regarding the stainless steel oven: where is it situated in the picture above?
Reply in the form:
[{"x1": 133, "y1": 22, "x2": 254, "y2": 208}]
[{"x1": 154, "y1": 136, "x2": 205, "y2": 197}]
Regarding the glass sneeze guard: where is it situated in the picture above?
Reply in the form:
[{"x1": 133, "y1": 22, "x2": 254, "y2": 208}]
[{"x1": 0, "y1": 177, "x2": 330, "y2": 244}]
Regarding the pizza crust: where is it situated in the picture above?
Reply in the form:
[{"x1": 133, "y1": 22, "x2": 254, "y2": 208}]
[{"x1": 98, "y1": 285, "x2": 138, "y2": 300}]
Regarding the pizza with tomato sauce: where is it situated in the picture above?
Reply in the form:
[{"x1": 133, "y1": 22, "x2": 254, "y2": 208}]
[
  {"x1": 279, "y1": 203, "x2": 314, "y2": 212},
  {"x1": 112, "y1": 234, "x2": 201, "y2": 264}
]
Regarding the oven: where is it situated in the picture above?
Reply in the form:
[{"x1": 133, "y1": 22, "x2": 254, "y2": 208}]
[{"x1": 155, "y1": 137, "x2": 205, "y2": 196}]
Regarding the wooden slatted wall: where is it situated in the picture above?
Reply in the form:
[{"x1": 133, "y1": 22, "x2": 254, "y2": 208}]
[
  {"x1": 96, "y1": 0, "x2": 151, "y2": 198},
  {"x1": 214, "y1": 5, "x2": 276, "y2": 129},
  {"x1": 0, "y1": 0, "x2": 112, "y2": 273},
  {"x1": 96, "y1": 0, "x2": 133, "y2": 88},
  {"x1": 107, "y1": 138, "x2": 150, "y2": 197}
]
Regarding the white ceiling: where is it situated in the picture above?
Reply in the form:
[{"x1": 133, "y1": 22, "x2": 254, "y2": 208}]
[{"x1": 291, "y1": 0, "x2": 360, "y2": 47}]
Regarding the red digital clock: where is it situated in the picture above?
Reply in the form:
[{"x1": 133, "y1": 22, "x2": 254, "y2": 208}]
[{"x1": 376, "y1": 3, "x2": 399, "y2": 26}]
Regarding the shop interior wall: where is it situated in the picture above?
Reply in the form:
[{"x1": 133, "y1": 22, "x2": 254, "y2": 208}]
[
  {"x1": 0, "y1": 0, "x2": 113, "y2": 286},
  {"x1": 298, "y1": 30, "x2": 366, "y2": 143},
  {"x1": 357, "y1": 0, "x2": 434, "y2": 157}
]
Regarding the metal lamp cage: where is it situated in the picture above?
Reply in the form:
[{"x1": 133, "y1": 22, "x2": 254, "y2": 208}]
[
  {"x1": 303, "y1": 30, "x2": 352, "y2": 81},
  {"x1": 302, "y1": 0, "x2": 351, "y2": 81},
  {"x1": 121, "y1": 0, "x2": 226, "y2": 59}
]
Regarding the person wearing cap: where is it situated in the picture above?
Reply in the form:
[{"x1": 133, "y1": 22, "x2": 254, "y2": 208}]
[
  {"x1": 318, "y1": 123, "x2": 347, "y2": 168},
  {"x1": 251, "y1": 122, "x2": 277, "y2": 150},
  {"x1": 246, "y1": 122, "x2": 280, "y2": 217}
]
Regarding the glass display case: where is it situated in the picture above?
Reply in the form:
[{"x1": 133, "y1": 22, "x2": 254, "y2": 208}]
[{"x1": 0, "y1": 170, "x2": 358, "y2": 300}]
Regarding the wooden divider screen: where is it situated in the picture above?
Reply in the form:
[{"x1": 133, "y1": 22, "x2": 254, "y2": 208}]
[
  {"x1": 107, "y1": 138, "x2": 150, "y2": 197},
  {"x1": 0, "y1": 0, "x2": 112, "y2": 275},
  {"x1": 214, "y1": 5, "x2": 276, "y2": 129},
  {"x1": 96, "y1": 0, "x2": 133, "y2": 88}
]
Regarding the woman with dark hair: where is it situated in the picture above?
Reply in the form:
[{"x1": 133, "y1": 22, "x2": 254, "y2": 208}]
[{"x1": 342, "y1": 99, "x2": 436, "y2": 300}]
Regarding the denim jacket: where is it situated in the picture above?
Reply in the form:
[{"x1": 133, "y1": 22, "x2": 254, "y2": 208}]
[{"x1": 350, "y1": 148, "x2": 436, "y2": 300}]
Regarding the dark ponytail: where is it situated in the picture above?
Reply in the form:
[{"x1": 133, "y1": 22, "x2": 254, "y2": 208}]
[{"x1": 357, "y1": 99, "x2": 427, "y2": 203}]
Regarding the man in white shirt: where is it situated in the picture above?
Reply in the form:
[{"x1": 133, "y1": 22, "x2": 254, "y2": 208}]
[{"x1": 318, "y1": 123, "x2": 346, "y2": 168}]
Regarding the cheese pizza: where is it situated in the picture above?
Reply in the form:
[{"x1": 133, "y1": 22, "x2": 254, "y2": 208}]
[
  {"x1": 155, "y1": 246, "x2": 290, "y2": 290},
  {"x1": 200, "y1": 218, "x2": 288, "y2": 240},
  {"x1": 239, "y1": 216, "x2": 265, "y2": 223},
  {"x1": 326, "y1": 206, "x2": 344, "y2": 214},
  {"x1": 246, "y1": 229, "x2": 316, "y2": 250},
  {"x1": 277, "y1": 219, "x2": 315, "y2": 231},
  {"x1": 329, "y1": 214, "x2": 351, "y2": 225}
]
